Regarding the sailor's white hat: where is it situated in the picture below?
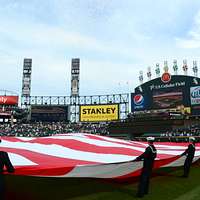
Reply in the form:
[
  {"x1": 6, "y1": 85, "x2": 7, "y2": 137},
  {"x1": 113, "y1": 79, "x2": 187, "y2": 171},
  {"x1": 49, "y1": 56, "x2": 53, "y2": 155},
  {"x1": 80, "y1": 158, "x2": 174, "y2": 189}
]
[
  {"x1": 147, "y1": 137, "x2": 155, "y2": 141},
  {"x1": 189, "y1": 137, "x2": 195, "y2": 141}
]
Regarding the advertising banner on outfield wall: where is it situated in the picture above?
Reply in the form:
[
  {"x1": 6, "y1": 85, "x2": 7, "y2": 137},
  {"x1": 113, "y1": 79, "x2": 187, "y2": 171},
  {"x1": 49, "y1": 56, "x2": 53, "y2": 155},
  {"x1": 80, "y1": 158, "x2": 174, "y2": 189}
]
[
  {"x1": 190, "y1": 86, "x2": 200, "y2": 105},
  {"x1": 0, "y1": 96, "x2": 19, "y2": 105},
  {"x1": 131, "y1": 93, "x2": 150, "y2": 112},
  {"x1": 80, "y1": 104, "x2": 119, "y2": 122}
]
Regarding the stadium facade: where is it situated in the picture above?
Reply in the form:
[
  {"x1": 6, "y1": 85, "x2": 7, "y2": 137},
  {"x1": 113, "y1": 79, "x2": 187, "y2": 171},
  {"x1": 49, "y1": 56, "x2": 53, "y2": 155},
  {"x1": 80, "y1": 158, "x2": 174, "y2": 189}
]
[{"x1": 1, "y1": 58, "x2": 200, "y2": 139}]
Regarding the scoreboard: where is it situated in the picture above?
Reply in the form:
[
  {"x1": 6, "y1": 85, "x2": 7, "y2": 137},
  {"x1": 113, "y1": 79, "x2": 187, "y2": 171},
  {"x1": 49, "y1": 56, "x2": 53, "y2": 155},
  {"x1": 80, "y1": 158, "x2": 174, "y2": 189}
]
[{"x1": 131, "y1": 75, "x2": 200, "y2": 115}]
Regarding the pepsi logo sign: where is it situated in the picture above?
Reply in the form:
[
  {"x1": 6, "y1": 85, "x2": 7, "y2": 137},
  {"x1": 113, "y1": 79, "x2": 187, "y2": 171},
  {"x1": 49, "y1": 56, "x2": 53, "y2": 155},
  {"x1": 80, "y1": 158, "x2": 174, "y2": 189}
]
[
  {"x1": 134, "y1": 94, "x2": 144, "y2": 106},
  {"x1": 161, "y1": 72, "x2": 171, "y2": 83}
]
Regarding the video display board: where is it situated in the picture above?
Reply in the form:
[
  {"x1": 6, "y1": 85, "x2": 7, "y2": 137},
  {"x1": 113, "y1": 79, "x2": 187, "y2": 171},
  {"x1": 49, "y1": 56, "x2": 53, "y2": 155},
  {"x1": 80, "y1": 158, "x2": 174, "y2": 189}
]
[
  {"x1": 131, "y1": 75, "x2": 200, "y2": 114},
  {"x1": 152, "y1": 89, "x2": 183, "y2": 109},
  {"x1": 80, "y1": 104, "x2": 119, "y2": 122},
  {"x1": 31, "y1": 106, "x2": 68, "y2": 122}
]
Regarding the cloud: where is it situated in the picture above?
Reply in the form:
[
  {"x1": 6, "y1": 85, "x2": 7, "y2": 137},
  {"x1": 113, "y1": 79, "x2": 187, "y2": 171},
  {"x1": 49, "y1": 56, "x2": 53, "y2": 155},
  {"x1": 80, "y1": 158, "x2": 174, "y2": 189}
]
[
  {"x1": 176, "y1": 9, "x2": 200, "y2": 49},
  {"x1": 1, "y1": 0, "x2": 200, "y2": 97},
  {"x1": 0, "y1": 16, "x2": 140, "y2": 63}
]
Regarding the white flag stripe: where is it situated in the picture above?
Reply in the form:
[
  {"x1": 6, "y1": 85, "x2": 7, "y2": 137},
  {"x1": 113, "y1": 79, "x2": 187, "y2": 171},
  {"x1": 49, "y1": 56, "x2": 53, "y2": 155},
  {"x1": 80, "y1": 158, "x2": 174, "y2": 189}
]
[
  {"x1": 162, "y1": 156, "x2": 200, "y2": 167},
  {"x1": 59, "y1": 161, "x2": 143, "y2": 178},
  {"x1": 155, "y1": 144, "x2": 200, "y2": 150},
  {"x1": 0, "y1": 134, "x2": 200, "y2": 178},
  {"x1": 1, "y1": 140, "x2": 135, "y2": 163},
  {"x1": 15, "y1": 135, "x2": 200, "y2": 151},
  {"x1": 15, "y1": 137, "x2": 36, "y2": 141},
  {"x1": 48, "y1": 136, "x2": 137, "y2": 149},
  {"x1": 43, "y1": 135, "x2": 200, "y2": 153},
  {"x1": 87, "y1": 134, "x2": 134, "y2": 145},
  {"x1": 8, "y1": 153, "x2": 37, "y2": 166},
  {"x1": 2, "y1": 138, "x2": 200, "y2": 164}
]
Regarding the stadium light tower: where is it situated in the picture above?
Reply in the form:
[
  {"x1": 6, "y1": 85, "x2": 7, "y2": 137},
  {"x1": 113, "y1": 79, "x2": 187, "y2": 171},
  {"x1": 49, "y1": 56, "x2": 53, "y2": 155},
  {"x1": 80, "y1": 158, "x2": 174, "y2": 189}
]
[
  {"x1": 21, "y1": 58, "x2": 32, "y2": 107},
  {"x1": 22, "y1": 58, "x2": 32, "y2": 97},
  {"x1": 183, "y1": 59, "x2": 188, "y2": 76},
  {"x1": 71, "y1": 58, "x2": 80, "y2": 97},
  {"x1": 147, "y1": 67, "x2": 152, "y2": 81},
  {"x1": 70, "y1": 58, "x2": 80, "y2": 122},
  {"x1": 193, "y1": 60, "x2": 198, "y2": 77},
  {"x1": 173, "y1": 60, "x2": 178, "y2": 75},
  {"x1": 139, "y1": 70, "x2": 144, "y2": 84},
  {"x1": 155, "y1": 63, "x2": 160, "y2": 78},
  {"x1": 163, "y1": 61, "x2": 169, "y2": 73}
]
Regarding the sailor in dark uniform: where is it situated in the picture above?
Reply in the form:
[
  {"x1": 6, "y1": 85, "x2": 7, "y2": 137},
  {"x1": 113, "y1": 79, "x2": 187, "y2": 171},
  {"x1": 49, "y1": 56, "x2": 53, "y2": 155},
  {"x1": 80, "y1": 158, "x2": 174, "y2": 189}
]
[
  {"x1": 0, "y1": 139, "x2": 15, "y2": 199},
  {"x1": 181, "y1": 137, "x2": 196, "y2": 178},
  {"x1": 135, "y1": 137, "x2": 157, "y2": 198}
]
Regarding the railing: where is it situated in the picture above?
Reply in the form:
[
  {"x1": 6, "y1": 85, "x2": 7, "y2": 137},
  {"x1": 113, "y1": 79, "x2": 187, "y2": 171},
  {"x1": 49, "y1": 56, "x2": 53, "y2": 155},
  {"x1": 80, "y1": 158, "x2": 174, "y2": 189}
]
[{"x1": 133, "y1": 136, "x2": 200, "y2": 143}]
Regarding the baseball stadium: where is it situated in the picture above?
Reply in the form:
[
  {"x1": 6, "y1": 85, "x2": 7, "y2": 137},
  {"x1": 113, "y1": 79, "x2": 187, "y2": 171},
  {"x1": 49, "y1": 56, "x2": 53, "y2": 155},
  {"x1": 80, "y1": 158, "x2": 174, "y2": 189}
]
[{"x1": 0, "y1": 58, "x2": 200, "y2": 200}]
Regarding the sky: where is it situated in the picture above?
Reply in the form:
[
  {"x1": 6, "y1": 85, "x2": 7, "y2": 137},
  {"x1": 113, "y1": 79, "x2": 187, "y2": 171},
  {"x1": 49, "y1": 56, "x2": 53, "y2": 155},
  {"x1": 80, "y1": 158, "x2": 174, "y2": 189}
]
[{"x1": 1, "y1": 0, "x2": 200, "y2": 96}]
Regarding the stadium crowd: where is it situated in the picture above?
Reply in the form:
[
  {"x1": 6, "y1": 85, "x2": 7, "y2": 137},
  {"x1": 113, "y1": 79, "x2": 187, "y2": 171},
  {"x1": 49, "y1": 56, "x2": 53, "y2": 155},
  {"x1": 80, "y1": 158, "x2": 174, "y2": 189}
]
[
  {"x1": 142, "y1": 125, "x2": 200, "y2": 142},
  {"x1": 160, "y1": 125, "x2": 200, "y2": 137},
  {"x1": 0, "y1": 122, "x2": 109, "y2": 137},
  {"x1": 133, "y1": 125, "x2": 200, "y2": 142},
  {"x1": 1, "y1": 121, "x2": 200, "y2": 142}
]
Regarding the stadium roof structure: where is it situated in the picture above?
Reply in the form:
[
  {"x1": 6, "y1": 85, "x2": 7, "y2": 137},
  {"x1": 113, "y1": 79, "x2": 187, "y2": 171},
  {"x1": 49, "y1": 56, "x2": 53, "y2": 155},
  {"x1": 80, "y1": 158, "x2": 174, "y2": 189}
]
[
  {"x1": 0, "y1": 134, "x2": 200, "y2": 180},
  {"x1": 135, "y1": 75, "x2": 200, "y2": 91},
  {"x1": 0, "y1": 89, "x2": 18, "y2": 96}
]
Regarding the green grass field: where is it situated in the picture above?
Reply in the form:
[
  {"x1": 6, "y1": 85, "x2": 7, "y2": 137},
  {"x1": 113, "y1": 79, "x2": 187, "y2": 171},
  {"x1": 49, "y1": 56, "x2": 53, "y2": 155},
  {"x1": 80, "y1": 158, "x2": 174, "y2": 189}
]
[{"x1": 4, "y1": 163, "x2": 200, "y2": 200}]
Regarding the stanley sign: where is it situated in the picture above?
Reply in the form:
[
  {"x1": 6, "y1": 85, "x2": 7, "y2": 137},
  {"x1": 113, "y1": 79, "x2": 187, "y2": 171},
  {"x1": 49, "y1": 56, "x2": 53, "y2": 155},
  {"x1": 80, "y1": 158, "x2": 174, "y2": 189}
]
[{"x1": 80, "y1": 104, "x2": 119, "y2": 122}]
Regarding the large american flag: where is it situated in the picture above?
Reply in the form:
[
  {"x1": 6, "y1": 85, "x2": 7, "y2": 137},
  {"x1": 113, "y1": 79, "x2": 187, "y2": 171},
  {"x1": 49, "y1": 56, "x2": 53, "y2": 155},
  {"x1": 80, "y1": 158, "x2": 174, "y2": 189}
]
[{"x1": 0, "y1": 133, "x2": 200, "y2": 179}]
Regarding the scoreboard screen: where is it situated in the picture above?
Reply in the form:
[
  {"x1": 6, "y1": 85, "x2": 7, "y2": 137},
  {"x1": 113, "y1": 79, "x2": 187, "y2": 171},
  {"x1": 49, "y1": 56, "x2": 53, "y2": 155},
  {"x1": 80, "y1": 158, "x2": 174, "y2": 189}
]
[
  {"x1": 131, "y1": 75, "x2": 200, "y2": 113},
  {"x1": 31, "y1": 106, "x2": 68, "y2": 122},
  {"x1": 152, "y1": 89, "x2": 183, "y2": 109}
]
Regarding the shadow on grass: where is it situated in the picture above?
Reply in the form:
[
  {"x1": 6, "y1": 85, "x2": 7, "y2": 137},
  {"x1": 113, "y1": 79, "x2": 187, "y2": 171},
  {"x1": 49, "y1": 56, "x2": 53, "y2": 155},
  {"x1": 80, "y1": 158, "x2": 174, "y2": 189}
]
[
  {"x1": 4, "y1": 161, "x2": 200, "y2": 200},
  {"x1": 5, "y1": 175, "x2": 131, "y2": 200}
]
